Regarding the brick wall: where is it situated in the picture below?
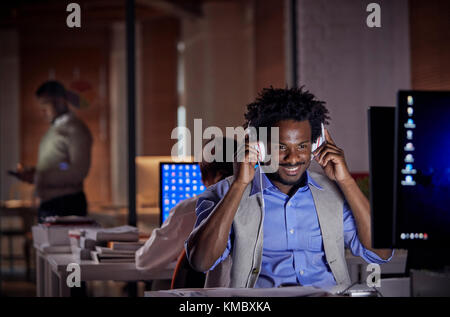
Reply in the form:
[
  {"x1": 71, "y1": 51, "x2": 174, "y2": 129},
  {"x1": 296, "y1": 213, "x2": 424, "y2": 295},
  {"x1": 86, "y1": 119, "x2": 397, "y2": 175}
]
[
  {"x1": 409, "y1": 0, "x2": 450, "y2": 90},
  {"x1": 140, "y1": 17, "x2": 179, "y2": 155}
]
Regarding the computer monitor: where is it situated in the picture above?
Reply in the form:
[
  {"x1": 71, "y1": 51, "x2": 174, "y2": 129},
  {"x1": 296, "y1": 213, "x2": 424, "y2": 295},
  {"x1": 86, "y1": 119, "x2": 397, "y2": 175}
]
[
  {"x1": 159, "y1": 162, "x2": 206, "y2": 225},
  {"x1": 394, "y1": 91, "x2": 450, "y2": 249},
  {"x1": 368, "y1": 106, "x2": 395, "y2": 248}
]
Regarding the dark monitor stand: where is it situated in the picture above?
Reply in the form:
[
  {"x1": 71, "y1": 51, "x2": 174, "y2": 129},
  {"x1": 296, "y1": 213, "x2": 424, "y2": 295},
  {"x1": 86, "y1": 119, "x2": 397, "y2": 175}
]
[
  {"x1": 406, "y1": 249, "x2": 450, "y2": 297},
  {"x1": 405, "y1": 248, "x2": 450, "y2": 273}
]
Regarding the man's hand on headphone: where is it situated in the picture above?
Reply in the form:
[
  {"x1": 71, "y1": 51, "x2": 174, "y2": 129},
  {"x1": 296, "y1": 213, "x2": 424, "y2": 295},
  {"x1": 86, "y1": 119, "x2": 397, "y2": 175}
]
[{"x1": 313, "y1": 129, "x2": 352, "y2": 184}]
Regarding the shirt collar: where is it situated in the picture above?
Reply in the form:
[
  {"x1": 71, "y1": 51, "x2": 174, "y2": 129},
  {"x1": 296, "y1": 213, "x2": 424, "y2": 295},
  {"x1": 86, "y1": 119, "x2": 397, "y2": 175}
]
[{"x1": 250, "y1": 167, "x2": 323, "y2": 196}]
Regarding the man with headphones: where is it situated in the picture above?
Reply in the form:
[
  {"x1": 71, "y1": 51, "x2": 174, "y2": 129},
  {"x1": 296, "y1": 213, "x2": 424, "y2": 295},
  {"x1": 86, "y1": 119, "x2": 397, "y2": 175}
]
[{"x1": 186, "y1": 87, "x2": 392, "y2": 291}]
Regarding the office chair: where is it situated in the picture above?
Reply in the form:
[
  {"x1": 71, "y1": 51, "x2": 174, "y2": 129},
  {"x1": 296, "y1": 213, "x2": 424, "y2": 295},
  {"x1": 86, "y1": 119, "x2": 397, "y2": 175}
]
[{"x1": 170, "y1": 250, "x2": 206, "y2": 289}]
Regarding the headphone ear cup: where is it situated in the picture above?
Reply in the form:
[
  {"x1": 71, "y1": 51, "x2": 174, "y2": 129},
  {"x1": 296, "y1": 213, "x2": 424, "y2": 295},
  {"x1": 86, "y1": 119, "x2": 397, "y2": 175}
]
[
  {"x1": 256, "y1": 141, "x2": 266, "y2": 162},
  {"x1": 311, "y1": 123, "x2": 325, "y2": 161}
]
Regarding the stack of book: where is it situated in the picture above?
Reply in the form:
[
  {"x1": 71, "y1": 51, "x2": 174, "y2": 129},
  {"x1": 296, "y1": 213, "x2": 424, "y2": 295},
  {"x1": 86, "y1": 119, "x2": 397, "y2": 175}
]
[
  {"x1": 91, "y1": 244, "x2": 141, "y2": 263},
  {"x1": 32, "y1": 216, "x2": 99, "y2": 254},
  {"x1": 80, "y1": 226, "x2": 144, "y2": 263},
  {"x1": 69, "y1": 229, "x2": 105, "y2": 260}
]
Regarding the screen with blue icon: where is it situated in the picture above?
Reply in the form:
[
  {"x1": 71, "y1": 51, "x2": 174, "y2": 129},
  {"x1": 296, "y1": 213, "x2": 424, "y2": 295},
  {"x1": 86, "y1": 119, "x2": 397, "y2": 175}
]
[
  {"x1": 395, "y1": 91, "x2": 450, "y2": 247},
  {"x1": 160, "y1": 163, "x2": 206, "y2": 225}
]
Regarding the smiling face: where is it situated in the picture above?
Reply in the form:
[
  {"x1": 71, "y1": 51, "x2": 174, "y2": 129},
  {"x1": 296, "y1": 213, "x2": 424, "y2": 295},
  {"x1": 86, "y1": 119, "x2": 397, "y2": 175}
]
[{"x1": 266, "y1": 119, "x2": 312, "y2": 194}]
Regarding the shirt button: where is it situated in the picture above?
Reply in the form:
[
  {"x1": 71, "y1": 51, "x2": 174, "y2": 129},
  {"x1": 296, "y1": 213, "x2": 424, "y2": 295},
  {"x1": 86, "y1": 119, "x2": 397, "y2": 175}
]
[
  {"x1": 289, "y1": 229, "x2": 294, "y2": 234},
  {"x1": 300, "y1": 270, "x2": 304, "y2": 275},
  {"x1": 287, "y1": 202, "x2": 292, "y2": 207}
]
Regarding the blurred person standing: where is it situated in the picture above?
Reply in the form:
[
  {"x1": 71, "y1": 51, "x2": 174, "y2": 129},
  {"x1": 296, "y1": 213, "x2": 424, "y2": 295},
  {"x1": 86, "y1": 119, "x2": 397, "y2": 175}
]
[{"x1": 14, "y1": 80, "x2": 92, "y2": 222}]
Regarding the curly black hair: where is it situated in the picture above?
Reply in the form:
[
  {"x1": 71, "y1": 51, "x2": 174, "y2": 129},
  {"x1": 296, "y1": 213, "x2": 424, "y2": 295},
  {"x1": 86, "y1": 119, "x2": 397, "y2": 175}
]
[{"x1": 244, "y1": 86, "x2": 330, "y2": 142}]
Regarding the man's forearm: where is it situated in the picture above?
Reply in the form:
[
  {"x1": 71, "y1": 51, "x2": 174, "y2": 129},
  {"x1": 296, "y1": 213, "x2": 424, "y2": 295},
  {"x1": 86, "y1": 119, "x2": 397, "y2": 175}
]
[
  {"x1": 187, "y1": 181, "x2": 247, "y2": 272},
  {"x1": 337, "y1": 177, "x2": 392, "y2": 260}
]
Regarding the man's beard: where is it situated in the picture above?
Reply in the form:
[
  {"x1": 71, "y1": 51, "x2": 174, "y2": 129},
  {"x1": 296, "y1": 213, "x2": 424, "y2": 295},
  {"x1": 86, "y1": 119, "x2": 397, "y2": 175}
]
[{"x1": 266, "y1": 163, "x2": 307, "y2": 186}]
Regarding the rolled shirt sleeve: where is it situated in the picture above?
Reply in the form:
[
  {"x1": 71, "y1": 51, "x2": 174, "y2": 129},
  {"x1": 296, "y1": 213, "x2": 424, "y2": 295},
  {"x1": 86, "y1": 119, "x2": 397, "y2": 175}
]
[
  {"x1": 136, "y1": 197, "x2": 198, "y2": 271},
  {"x1": 343, "y1": 201, "x2": 394, "y2": 263},
  {"x1": 185, "y1": 179, "x2": 233, "y2": 271}
]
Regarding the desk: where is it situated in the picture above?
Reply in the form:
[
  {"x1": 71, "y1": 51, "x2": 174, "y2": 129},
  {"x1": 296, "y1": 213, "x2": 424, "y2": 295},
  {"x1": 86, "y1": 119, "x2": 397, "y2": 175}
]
[
  {"x1": 34, "y1": 243, "x2": 72, "y2": 297},
  {"x1": 145, "y1": 286, "x2": 331, "y2": 297},
  {"x1": 34, "y1": 245, "x2": 175, "y2": 297},
  {"x1": 145, "y1": 278, "x2": 411, "y2": 297},
  {"x1": 345, "y1": 278, "x2": 410, "y2": 297},
  {"x1": 345, "y1": 249, "x2": 408, "y2": 283}
]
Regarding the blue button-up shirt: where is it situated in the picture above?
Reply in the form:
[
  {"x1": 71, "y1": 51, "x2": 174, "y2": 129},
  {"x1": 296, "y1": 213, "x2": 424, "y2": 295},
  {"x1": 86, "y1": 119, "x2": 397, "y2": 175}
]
[{"x1": 189, "y1": 168, "x2": 392, "y2": 288}]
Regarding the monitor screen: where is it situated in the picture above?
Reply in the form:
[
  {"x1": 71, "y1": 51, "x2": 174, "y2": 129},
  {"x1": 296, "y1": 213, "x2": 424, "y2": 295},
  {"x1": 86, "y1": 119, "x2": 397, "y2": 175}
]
[
  {"x1": 159, "y1": 162, "x2": 206, "y2": 225},
  {"x1": 368, "y1": 106, "x2": 395, "y2": 248},
  {"x1": 394, "y1": 91, "x2": 450, "y2": 248}
]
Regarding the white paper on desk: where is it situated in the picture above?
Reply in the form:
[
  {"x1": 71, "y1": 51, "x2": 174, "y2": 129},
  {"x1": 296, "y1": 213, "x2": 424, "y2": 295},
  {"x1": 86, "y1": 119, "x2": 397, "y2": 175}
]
[
  {"x1": 146, "y1": 286, "x2": 330, "y2": 297},
  {"x1": 83, "y1": 225, "x2": 139, "y2": 242},
  {"x1": 85, "y1": 225, "x2": 138, "y2": 234}
]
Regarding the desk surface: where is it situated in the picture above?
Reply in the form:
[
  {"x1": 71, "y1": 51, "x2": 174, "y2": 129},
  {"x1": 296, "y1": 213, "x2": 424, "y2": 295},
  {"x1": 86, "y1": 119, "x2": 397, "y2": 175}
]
[
  {"x1": 145, "y1": 277, "x2": 411, "y2": 298},
  {"x1": 1, "y1": 200, "x2": 34, "y2": 208},
  {"x1": 145, "y1": 286, "x2": 331, "y2": 297},
  {"x1": 0, "y1": 200, "x2": 36, "y2": 218},
  {"x1": 46, "y1": 253, "x2": 175, "y2": 281}
]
